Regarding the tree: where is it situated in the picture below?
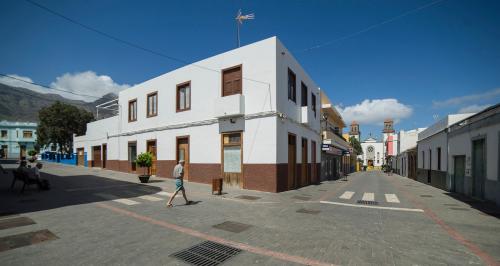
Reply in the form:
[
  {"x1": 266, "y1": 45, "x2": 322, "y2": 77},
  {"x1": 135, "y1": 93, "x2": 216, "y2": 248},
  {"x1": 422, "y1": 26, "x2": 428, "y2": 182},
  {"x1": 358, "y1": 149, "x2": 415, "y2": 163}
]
[
  {"x1": 349, "y1": 136, "x2": 363, "y2": 155},
  {"x1": 37, "y1": 101, "x2": 94, "y2": 154}
]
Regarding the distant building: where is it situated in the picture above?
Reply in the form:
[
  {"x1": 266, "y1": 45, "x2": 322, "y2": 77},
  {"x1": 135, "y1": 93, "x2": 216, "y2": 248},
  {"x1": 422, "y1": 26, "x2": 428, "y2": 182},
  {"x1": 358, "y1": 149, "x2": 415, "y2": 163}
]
[
  {"x1": 320, "y1": 91, "x2": 351, "y2": 180},
  {"x1": 0, "y1": 121, "x2": 37, "y2": 160},
  {"x1": 417, "y1": 113, "x2": 475, "y2": 190},
  {"x1": 447, "y1": 104, "x2": 500, "y2": 206},
  {"x1": 393, "y1": 128, "x2": 426, "y2": 178},
  {"x1": 360, "y1": 136, "x2": 385, "y2": 168}
]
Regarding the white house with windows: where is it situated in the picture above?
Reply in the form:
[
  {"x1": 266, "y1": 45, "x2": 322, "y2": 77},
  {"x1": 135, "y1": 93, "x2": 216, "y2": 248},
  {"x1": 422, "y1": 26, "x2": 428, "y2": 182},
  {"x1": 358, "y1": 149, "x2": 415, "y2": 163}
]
[
  {"x1": 417, "y1": 113, "x2": 475, "y2": 190},
  {"x1": 74, "y1": 36, "x2": 323, "y2": 192}
]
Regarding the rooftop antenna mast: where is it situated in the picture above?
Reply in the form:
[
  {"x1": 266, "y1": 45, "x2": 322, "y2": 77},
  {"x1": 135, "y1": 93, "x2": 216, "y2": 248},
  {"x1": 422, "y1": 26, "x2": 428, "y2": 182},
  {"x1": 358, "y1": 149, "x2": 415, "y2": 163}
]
[{"x1": 235, "y1": 9, "x2": 254, "y2": 48}]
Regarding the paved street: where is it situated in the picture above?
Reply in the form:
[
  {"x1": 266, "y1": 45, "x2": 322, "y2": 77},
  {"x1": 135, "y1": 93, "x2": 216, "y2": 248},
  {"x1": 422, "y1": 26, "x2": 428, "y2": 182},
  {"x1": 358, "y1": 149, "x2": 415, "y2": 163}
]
[{"x1": 1, "y1": 162, "x2": 499, "y2": 265}]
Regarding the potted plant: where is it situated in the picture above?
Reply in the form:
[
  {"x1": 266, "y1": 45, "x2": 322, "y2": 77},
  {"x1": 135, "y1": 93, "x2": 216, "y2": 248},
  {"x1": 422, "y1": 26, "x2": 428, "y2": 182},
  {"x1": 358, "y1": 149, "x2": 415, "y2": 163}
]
[
  {"x1": 135, "y1": 152, "x2": 153, "y2": 183},
  {"x1": 27, "y1": 150, "x2": 37, "y2": 163}
]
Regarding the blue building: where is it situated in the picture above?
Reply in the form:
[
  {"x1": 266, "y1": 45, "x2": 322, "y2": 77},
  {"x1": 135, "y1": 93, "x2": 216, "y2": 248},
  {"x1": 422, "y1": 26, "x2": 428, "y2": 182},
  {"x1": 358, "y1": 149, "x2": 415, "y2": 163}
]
[{"x1": 0, "y1": 121, "x2": 37, "y2": 160}]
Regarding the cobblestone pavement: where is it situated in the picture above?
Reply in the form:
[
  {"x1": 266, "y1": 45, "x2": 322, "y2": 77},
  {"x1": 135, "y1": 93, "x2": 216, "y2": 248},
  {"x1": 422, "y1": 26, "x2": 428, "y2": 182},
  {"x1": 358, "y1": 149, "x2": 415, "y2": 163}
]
[{"x1": 1, "y1": 162, "x2": 499, "y2": 265}]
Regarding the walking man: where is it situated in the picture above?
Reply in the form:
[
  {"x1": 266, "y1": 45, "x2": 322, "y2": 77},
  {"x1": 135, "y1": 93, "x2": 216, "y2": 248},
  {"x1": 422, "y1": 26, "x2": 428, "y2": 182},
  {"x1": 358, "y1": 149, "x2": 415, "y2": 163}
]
[{"x1": 166, "y1": 160, "x2": 191, "y2": 207}]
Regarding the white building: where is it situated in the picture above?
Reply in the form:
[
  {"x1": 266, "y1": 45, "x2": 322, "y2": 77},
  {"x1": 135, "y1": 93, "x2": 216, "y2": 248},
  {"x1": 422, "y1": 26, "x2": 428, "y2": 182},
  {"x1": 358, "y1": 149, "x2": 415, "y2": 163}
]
[
  {"x1": 74, "y1": 37, "x2": 322, "y2": 192},
  {"x1": 417, "y1": 113, "x2": 475, "y2": 189},
  {"x1": 360, "y1": 136, "x2": 385, "y2": 168},
  {"x1": 447, "y1": 104, "x2": 500, "y2": 205},
  {"x1": 394, "y1": 128, "x2": 426, "y2": 177}
]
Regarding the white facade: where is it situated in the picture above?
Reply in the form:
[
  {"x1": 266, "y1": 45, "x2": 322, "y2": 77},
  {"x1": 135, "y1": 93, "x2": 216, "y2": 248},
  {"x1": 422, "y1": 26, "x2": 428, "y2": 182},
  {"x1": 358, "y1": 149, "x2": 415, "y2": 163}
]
[
  {"x1": 417, "y1": 113, "x2": 475, "y2": 189},
  {"x1": 447, "y1": 105, "x2": 500, "y2": 205},
  {"x1": 394, "y1": 128, "x2": 426, "y2": 176},
  {"x1": 360, "y1": 137, "x2": 385, "y2": 167},
  {"x1": 74, "y1": 37, "x2": 322, "y2": 192}
]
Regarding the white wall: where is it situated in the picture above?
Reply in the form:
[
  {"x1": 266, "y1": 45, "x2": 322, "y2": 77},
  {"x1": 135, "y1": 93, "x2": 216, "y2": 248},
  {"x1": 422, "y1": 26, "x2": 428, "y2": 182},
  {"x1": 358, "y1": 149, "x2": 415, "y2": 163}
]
[
  {"x1": 118, "y1": 37, "x2": 277, "y2": 136},
  {"x1": 275, "y1": 38, "x2": 321, "y2": 164},
  {"x1": 360, "y1": 141, "x2": 384, "y2": 166},
  {"x1": 417, "y1": 131, "x2": 447, "y2": 171},
  {"x1": 448, "y1": 123, "x2": 499, "y2": 182},
  {"x1": 74, "y1": 116, "x2": 119, "y2": 160}
]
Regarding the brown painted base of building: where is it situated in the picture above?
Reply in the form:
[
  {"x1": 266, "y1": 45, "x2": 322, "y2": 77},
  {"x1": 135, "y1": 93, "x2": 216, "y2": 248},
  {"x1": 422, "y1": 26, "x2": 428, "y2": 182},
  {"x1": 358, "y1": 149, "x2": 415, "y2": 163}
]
[
  {"x1": 416, "y1": 168, "x2": 447, "y2": 190},
  {"x1": 104, "y1": 160, "x2": 320, "y2": 193}
]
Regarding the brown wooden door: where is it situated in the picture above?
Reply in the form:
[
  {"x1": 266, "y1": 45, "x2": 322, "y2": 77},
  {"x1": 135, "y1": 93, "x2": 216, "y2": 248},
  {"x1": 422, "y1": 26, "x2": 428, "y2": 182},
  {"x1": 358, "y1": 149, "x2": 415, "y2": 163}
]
[
  {"x1": 20, "y1": 145, "x2": 26, "y2": 160},
  {"x1": 177, "y1": 137, "x2": 189, "y2": 180},
  {"x1": 102, "y1": 144, "x2": 107, "y2": 168},
  {"x1": 311, "y1": 141, "x2": 317, "y2": 183},
  {"x1": 288, "y1": 134, "x2": 296, "y2": 189},
  {"x1": 147, "y1": 140, "x2": 157, "y2": 175},
  {"x1": 222, "y1": 65, "x2": 242, "y2": 96},
  {"x1": 77, "y1": 148, "x2": 84, "y2": 166},
  {"x1": 92, "y1": 146, "x2": 101, "y2": 168},
  {"x1": 301, "y1": 138, "x2": 308, "y2": 187},
  {"x1": 222, "y1": 132, "x2": 243, "y2": 188}
]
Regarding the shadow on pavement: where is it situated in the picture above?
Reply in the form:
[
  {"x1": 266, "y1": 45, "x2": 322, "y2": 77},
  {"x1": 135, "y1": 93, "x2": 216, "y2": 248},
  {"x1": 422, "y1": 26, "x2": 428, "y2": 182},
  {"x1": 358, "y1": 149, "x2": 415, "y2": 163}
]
[
  {"x1": 444, "y1": 192, "x2": 500, "y2": 219},
  {"x1": 0, "y1": 169, "x2": 163, "y2": 216}
]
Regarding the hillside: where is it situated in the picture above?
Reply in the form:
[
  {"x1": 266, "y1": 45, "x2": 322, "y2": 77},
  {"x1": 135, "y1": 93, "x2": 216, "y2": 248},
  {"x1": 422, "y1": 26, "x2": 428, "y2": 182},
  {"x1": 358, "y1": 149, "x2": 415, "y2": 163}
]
[{"x1": 0, "y1": 83, "x2": 117, "y2": 122}]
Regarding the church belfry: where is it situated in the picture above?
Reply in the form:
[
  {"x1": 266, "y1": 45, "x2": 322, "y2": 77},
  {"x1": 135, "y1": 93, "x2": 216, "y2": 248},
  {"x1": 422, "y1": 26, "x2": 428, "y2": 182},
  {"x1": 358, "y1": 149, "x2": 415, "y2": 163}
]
[
  {"x1": 349, "y1": 121, "x2": 360, "y2": 140},
  {"x1": 383, "y1": 119, "x2": 395, "y2": 133}
]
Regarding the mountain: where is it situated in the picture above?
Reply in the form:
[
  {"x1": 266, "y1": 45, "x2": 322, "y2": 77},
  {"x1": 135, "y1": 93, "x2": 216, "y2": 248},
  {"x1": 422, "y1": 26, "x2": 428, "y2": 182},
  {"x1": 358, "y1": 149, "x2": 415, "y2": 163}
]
[{"x1": 0, "y1": 83, "x2": 118, "y2": 122}]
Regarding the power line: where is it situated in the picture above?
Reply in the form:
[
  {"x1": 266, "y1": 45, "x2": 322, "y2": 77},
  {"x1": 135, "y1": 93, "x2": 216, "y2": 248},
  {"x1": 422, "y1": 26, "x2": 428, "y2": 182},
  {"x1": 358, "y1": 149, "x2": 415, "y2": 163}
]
[
  {"x1": 24, "y1": 0, "x2": 270, "y2": 86},
  {"x1": 0, "y1": 73, "x2": 101, "y2": 99},
  {"x1": 295, "y1": 0, "x2": 446, "y2": 53}
]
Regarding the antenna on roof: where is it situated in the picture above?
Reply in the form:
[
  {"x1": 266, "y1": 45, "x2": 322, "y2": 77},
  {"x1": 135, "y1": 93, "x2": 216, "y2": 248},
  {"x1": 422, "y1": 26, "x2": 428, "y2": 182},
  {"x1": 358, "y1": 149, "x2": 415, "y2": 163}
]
[{"x1": 235, "y1": 9, "x2": 255, "y2": 48}]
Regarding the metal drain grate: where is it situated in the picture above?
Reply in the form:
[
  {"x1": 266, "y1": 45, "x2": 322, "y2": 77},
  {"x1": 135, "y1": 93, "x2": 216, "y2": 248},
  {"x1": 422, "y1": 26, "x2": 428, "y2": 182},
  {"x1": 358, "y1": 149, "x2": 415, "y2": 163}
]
[
  {"x1": 0, "y1": 217, "x2": 36, "y2": 230},
  {"x1": 296, "y1": 208, "x2": 321, "y2": 215},
  {"x1": 212, "y1": 221, "x2": 252, "y2": 233},
  {"x1": 420, "y1": 195, "x2": 433, "y2": 198},
  {"x1": 235, "y1": 195, "x2": 260, "y2": 201},
  {"x1": 170, "y1": 241, "x2": 242, "y2": 266},
  {"x1": 356, "y1": 200, "x2": 378, "y2": 205},
  {"x1": 291, "y1": 196, "x2": 311, "y2": 201},
  {"x1": 0, "y1": 229, "x2": 58, "y2": 252}
]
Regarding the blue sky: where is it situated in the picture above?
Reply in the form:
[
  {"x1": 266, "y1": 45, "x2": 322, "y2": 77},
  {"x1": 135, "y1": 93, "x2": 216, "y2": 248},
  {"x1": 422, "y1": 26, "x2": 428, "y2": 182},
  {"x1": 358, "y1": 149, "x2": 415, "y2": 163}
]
[{"x1": 1, "y1": 0, "x2": 499, "y2": 139}]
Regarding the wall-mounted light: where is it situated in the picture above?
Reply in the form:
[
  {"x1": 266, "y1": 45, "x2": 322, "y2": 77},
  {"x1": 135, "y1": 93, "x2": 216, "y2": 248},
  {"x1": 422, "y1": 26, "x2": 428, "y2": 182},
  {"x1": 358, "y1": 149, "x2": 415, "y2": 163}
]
[{"x1": 230, "y1": 118, "x2": 236, "y2": 124}]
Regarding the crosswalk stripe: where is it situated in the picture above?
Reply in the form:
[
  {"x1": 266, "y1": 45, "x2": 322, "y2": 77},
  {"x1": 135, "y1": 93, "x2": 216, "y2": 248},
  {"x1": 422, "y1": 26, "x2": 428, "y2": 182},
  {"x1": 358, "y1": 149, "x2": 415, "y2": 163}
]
[
  {"x1": 362, "y1": 193, "x2": 374, "y2": 201},
  {"x1": 95, "y1": 193, "x2": 140, "y2": 205},
  {"x1": 385, "y1": 194, "x2": 400, "y2": 203},
  {"x1": 156, "y1": 191, "x2": 181, "y2": 198},
  {"x1": 138, "y1": 195, "x2": 163, "y2": 202},
  {"x1": 113, "y1": 198, "x2": 140, "y2": 205},
  {"x1": 339, "y1": 191, "x2": 355, "y2": 200}
]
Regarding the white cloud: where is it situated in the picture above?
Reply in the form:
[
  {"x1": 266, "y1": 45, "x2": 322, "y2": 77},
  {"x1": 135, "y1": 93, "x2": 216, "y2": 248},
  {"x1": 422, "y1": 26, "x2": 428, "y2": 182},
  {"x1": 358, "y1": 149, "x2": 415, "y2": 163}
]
[
  {"x1": 335, "y1": 99, "x2": 413, "y2": 125},
  {"x1": 432, "y1": 88, "x2": 500, "y2": 108},
  {"x1": 0, "y1": 71, "x2": 130, "y2": 102},
  {"x1": 458, "y1": 104, "x2": 491, "y2": 114}
]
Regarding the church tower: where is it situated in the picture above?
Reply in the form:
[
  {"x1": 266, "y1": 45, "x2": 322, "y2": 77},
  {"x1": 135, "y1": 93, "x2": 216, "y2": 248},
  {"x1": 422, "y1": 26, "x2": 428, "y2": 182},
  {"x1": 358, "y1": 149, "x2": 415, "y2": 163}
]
[
  {"x1": 349, "y1": 121, "x2": 360, "y2": 140},
  {"x1": 382, "y1": 118, "x2": 397, "y2": 161}
]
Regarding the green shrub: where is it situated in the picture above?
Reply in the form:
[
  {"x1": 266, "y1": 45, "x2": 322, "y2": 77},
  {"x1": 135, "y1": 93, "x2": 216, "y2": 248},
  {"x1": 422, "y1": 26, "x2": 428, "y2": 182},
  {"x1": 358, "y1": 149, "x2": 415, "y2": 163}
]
[
  {"x1": 135, "y1": 152, "x2": 153, "y2": 175},
  {"x1": 28, "y1": 150, "x2": 37, "y2": 156}
]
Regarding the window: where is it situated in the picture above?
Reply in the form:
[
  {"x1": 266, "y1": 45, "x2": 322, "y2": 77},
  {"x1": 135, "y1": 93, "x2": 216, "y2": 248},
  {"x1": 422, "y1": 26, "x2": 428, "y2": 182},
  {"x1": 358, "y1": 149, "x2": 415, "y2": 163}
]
[
  {"x1": 1, "y1": 130, "x2": 6, "y2": 138},
  {"x1": 301, "y1": 82, "x2": 308, "y2": 107},
  {"x1": 128, "y1": 99, "x2": 137, "y2": 122},
  {"x1": 147, "y1": 92, "x2": 158, "y2": 117},
  {"x1": 223, "y1": 132, "x2": 242, "y2": 173},
  {"x1": 422, "y1": 151, "x2": 425, "y2": 168},
  {"x1": 176, "y1": 82, "x2": 191, "y2": 112},
  {"x1": 288, "y1": 68, "x2": 296, "y2": 102},
  {"x1": 311, "y1": 92, "x2": 317, "y2": 117},
  {"x1": 437, "y1": 147, "x2": 441, "y2": 171},
  {"x1": 23, "y1": 131, "x2": 33, "y2": 138},
  {"x1": 222, "y1": 65, "x2": 242, "y2": 96}
]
